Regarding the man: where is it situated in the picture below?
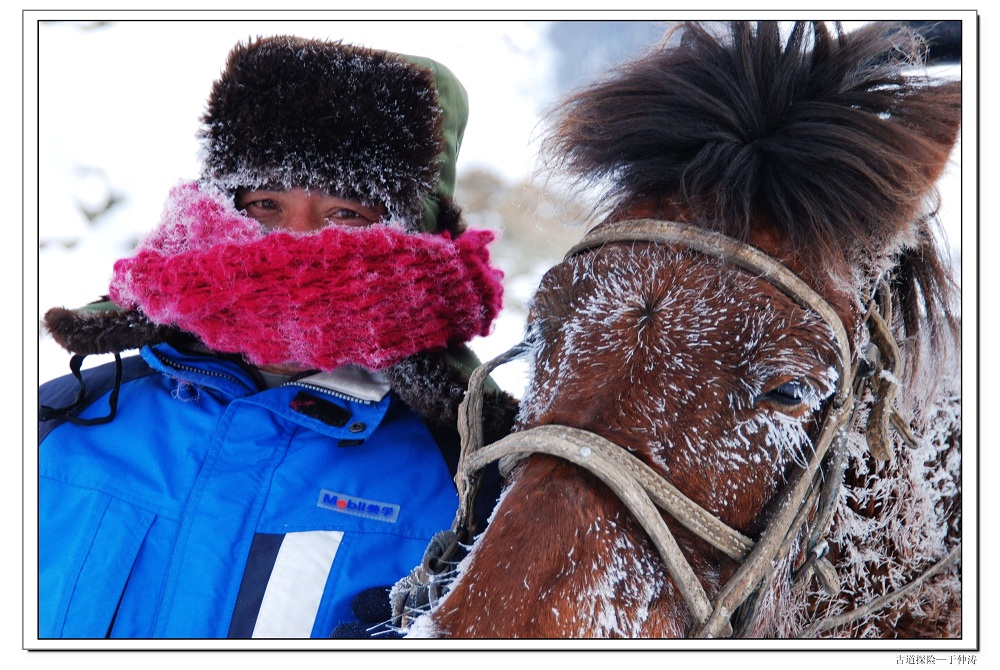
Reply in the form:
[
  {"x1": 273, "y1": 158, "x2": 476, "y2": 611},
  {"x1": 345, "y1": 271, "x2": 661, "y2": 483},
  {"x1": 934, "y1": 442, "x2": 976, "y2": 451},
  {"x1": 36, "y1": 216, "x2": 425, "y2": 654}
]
[{"x1": 38, "y1": 35, "x2": 514, "y2": 639}]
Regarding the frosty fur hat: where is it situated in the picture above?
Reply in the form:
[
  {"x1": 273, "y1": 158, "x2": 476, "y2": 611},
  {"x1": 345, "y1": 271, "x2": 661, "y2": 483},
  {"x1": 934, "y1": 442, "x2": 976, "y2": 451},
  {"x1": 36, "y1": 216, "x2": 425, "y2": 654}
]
[{"x1": 200, "y1": 35, "x2": 469, "y2": 233}]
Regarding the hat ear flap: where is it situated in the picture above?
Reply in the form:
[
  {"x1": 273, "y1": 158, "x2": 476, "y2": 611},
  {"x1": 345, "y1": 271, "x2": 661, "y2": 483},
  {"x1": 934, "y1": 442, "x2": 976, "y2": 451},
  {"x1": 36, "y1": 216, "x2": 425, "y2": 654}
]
[{"x1": 44, "y1": 302, "x2": 185, "y2": 357}]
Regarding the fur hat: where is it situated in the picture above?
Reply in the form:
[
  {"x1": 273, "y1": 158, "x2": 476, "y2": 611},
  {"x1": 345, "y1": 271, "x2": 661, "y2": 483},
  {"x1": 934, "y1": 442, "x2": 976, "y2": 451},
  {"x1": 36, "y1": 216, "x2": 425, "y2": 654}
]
[{"x1": 199, "y1": 35, "x2": 469, "y2": 233}]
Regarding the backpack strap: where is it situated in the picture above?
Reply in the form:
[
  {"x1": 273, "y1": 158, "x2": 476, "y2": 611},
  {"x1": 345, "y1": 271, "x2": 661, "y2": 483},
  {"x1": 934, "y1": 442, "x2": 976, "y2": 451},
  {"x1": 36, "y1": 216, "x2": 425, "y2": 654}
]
[{"x1": 39, "y1": 354, "x2": 156, "y2": 443}]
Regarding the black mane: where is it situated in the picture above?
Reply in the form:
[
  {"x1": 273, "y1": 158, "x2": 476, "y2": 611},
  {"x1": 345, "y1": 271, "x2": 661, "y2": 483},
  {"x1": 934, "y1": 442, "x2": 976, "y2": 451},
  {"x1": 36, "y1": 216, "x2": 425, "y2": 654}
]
[{"x1": 542, "y1": 20, "x2": 961, "y2": 383}]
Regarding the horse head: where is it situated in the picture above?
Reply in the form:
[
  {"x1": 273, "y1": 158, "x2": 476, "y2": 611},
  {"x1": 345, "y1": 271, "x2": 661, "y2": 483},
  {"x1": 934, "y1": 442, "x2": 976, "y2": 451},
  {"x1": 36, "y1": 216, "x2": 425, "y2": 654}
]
[{"x1": 405, "y1": 21, "x2": 962, "y2": 639}]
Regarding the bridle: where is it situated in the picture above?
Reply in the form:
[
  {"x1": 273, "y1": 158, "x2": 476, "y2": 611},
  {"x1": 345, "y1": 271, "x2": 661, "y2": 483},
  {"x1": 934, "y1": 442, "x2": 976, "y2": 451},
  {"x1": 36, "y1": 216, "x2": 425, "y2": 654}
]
[{"x1": 394, "y1": 218, "x2": 960, "y2": 638}]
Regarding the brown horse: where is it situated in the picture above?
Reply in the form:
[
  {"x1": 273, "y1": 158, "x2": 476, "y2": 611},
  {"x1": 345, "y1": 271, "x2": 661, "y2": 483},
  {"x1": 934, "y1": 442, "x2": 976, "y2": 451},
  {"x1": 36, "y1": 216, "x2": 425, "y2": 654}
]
[{"x1": 398, "y1": 21, "x2": 962, "y2": 638}]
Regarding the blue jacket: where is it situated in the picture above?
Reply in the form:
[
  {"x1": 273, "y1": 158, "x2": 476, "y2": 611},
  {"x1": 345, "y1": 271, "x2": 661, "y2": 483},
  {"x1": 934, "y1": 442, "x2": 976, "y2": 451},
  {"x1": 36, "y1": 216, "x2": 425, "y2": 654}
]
[{"x1": 38, "y1": 343, "x2": 463, "y2": 638}]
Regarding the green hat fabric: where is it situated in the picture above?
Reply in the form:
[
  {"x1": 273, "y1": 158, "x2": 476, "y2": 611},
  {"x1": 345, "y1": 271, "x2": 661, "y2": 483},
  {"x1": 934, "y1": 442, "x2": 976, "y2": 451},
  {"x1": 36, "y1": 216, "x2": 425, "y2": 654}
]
[{"x1": 403, "y1": 54, "x2": 469, "y2": 232}]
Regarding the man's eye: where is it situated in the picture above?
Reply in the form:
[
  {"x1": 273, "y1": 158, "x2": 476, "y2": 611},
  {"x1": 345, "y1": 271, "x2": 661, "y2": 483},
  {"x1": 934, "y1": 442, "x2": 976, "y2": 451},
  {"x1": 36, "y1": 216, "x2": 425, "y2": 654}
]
[
  {"x1": 325, "y1": 208, "x2": 378, "y2": 227},
  {"x1": 239, "y1": 198, "x2": 278, "y2": 213}
]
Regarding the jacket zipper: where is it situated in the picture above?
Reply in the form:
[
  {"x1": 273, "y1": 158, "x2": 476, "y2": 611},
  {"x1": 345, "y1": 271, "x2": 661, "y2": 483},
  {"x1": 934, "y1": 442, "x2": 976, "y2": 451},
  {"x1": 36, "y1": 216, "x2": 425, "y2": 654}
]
[
  {"x1": 152, "y1": 349, "x2": 379, "y2": 405},
  {"x1": 285, "y1": 380, "x2": 377, "y2": 406},
  {"x1": 149, "y1": 350, "x2": 249, "y2": 387}
]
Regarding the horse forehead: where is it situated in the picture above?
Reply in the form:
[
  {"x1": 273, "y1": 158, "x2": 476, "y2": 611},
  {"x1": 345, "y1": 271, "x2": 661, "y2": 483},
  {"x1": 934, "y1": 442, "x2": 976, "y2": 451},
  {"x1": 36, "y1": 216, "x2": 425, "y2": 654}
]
[
  {"x1": 534, "y1": 246, "x2": 815, "y2": 352},
  {"x1": 544, "y1": 244, "x2": 772, "y2": 294}
]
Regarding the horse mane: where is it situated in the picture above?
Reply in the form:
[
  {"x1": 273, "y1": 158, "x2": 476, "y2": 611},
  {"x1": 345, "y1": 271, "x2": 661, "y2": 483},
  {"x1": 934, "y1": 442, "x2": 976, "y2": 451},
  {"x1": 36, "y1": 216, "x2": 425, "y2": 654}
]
[{"x1": 541, "y1": 20, "x2": 961, "y2": 394}]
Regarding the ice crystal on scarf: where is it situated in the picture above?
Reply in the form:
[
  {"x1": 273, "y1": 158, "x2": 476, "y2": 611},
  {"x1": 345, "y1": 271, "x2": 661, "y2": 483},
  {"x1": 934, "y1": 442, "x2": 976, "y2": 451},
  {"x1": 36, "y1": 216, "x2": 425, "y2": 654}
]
[{"x1": 110, "y1": 181, "x2": 503, "y2": 371}]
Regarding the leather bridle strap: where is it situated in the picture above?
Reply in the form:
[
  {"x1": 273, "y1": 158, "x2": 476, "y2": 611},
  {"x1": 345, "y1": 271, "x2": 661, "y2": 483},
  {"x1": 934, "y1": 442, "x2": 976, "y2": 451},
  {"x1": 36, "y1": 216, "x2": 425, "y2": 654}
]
[
  {"x1": 465, "y1": 424, "x2": 719, "y2": 631},
  {"x1": 459, "y1": 365, "x2": 754, "y2": 562},
  {"x1": 496, "y1": 426, "x2": 757, "y2": 561}
]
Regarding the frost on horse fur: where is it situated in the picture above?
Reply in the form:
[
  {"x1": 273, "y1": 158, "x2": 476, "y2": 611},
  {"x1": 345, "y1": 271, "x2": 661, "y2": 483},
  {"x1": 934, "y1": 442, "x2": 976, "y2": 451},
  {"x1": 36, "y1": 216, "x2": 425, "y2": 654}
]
[
  {"x1": 404, "y1": 20, "x2": 961, "y2": 638},
  {"x1": 818, "y1": 389, "x2": 961, "y2": 637},
  {"x1": 518, "y1": 250, "x2": 840, "y2": 486}
]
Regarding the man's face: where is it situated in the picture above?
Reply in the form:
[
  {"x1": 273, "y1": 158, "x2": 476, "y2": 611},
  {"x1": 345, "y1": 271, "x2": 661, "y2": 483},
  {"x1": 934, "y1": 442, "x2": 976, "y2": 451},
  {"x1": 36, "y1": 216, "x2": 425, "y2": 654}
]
[
  {"x1": 232, "y1": 186, "x2": 389, "y2": 375},
  {"x1": 235, "y1": 187, "x2": 386, "y2": 232}
]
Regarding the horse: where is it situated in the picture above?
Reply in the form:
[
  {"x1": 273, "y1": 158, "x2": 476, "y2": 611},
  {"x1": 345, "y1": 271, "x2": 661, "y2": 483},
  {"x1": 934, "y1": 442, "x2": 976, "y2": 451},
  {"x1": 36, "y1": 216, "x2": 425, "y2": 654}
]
[{"x1": 395, "y1": 20, "x2": 963, "y2": 638}]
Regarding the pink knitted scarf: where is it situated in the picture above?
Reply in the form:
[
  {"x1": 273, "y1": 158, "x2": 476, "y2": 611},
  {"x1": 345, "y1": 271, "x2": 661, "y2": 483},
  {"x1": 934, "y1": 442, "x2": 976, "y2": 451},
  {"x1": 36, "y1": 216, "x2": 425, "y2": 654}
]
[{"x1": 109, "y1": 182, "x2": 504, "y2": 371}]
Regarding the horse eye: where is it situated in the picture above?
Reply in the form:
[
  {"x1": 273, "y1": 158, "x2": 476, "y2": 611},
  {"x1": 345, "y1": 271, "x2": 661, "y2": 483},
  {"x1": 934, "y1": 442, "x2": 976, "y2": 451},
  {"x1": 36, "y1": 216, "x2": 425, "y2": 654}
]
[{"x1": 758, "y1": 380, "x2": 810, "y2": 408}]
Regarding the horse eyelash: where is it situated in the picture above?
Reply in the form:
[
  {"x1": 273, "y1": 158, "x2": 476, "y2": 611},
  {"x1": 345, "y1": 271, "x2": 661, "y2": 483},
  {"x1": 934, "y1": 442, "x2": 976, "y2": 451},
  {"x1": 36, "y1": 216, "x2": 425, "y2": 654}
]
[{"x1": 753, "y1": 378, "x2": 829, "y2": 417}]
